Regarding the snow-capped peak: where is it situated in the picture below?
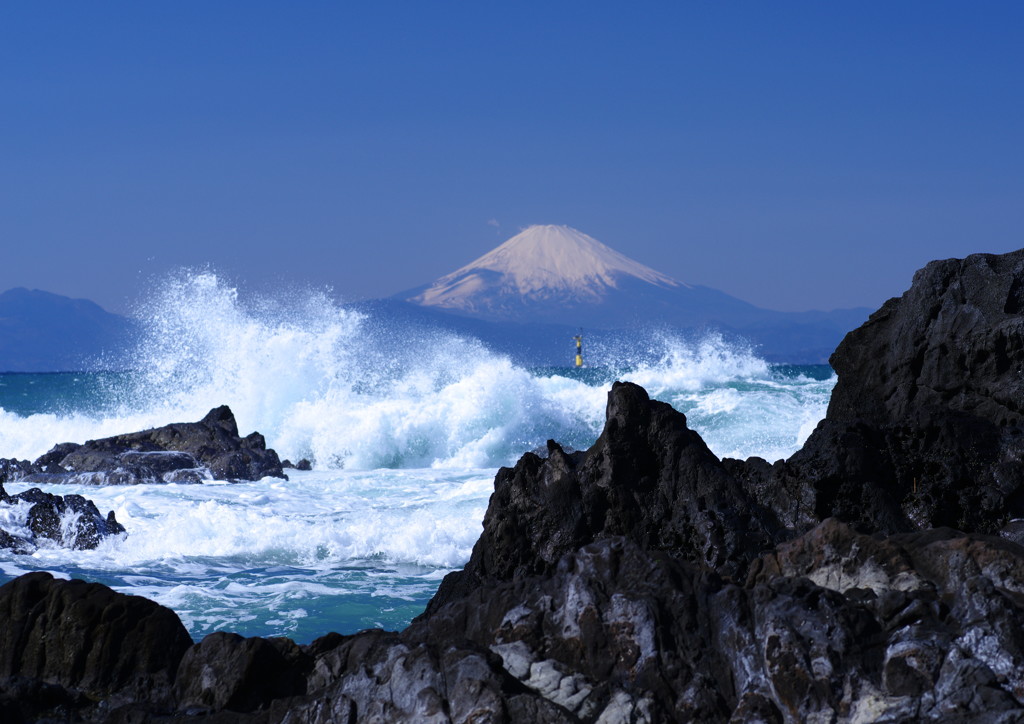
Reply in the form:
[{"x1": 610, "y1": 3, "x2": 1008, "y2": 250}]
[{"x1": 411, "y1": 225, "x2": 684, "y2": 311}]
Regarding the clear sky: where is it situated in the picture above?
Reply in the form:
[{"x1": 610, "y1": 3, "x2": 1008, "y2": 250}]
[{"x1": 2, "y1": 2, "x2": 1021, "y2": 315}]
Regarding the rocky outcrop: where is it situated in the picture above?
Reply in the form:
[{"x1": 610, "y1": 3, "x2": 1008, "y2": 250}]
[
  {"x1": 17, "y1": 405, "x2": 287, "y2": 484},
  {"x1": 732, "y1": 251, "x2": 1024, "y2": 537},
  {"x1": 0, "y1": 482, "x2": 125, "y2": 552},
  {"x1": 2, "y1": 249, "x2": 1024, "y2": 721},
  {"x1": 0, "y1": 572, "x2": 193, "y2": 722},
  {"x1": 174, "y1": 632, "x2": 312, "y2": 714},
  {"x1": 429, "y1": 382, "x2": 782, "y2": 613},
  {"x1": 413, "y1": 521, "x2": 1024, "y2": 722}
]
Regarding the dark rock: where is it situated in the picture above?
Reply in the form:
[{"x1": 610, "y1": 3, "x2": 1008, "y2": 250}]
[
  {"x1": 742, "y1": 251, "x2": 1024, "y2": 537},
  {"x1": 281, "y1": 458, "x2": 312, "y2": 471},
  {"x1": 0, "y1": 572, "x2": 193, "y2": 708},
  {"x1": 430, "y1": 384, "x2": 782, "y2": 612},
  {"x1": 0, "y1": 481, "x2": 125, "y2": 551},
  {"x1": 4, "y1": 248, "x2": 1024, "y2": 721},
  {"x1": 0, "y1": 675, "x2": 90, "y2": 724},
  {"x1": 32, "y1": 442, "x2": 80, "y2": 473},
  {"x1": 26, "y1": 405, "x2": 287, "y2": 484},
  {"x1": 0, "y1": 457, "x2": 38, "y2": 482},
  {"x1": 293, "y1": 629, "x2": 571, "y2": 724},
  {"x1": 413, "y1": 521, "x2": 1024, "y2": 722},
  {"x1": 174, "y1": 632, "x2": 310, "y2": 713}
]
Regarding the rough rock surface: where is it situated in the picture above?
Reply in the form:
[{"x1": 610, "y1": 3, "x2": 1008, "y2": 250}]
[
  {"x1": 731, "y1": 250, "x2": 1024, "y2": 537},
  {"x1": 14, "y1": 405, "x2": 287, "y2": 484},
  {"x1": 3, "y1": 249, "x2": 1024, "y2": 722},
  {"x1": 0, "y1": 572, "x2": 193, "y2": 722},
  {"x1": 0, "y1": 481, "x2": 125, "y2": 552},
  {"x1": 428, "y1": 383, "x2": 782, "y2": 613}
]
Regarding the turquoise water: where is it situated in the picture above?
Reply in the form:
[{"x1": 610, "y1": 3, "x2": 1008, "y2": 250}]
[{"x1": 0, "y1": 273, "x2": 836, "y2": 643}]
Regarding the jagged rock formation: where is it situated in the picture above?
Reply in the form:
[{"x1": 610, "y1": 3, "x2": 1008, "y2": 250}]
[
  {"x1": 730, "y1": 250, "x2": 1024, "y2": 537},
  {"x1": 2, "y1": 249, "x2": 1024, "y2": 722},
  {"x1": 8, "y1": 405, "x2": 286, "y2": 485},
  {"x1": 427, "y1": 384, "x2": 782, "y2": 614},
  {"x1": 0, "y1": 482, "x2": 125, "y2": 553}
]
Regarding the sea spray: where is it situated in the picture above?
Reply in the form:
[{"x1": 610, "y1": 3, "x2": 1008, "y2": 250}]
[
  {"x1": 0, "y1": 271, "x2": 837, "y2": 641},
  {"x1": 0, "y1": 273, "x2": 832, "y2": 468}
]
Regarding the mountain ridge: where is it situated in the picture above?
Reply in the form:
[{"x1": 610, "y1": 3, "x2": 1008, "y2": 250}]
[
  {"x1": 395, "y1": 225, "x2": 870, "y2": 356},
  {"x1": 0, "y1": 288, "x2": 137, "y2": 372}
]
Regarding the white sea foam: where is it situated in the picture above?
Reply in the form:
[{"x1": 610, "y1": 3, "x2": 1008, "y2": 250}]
[
  {"x1": 0, "y1": 273, "x2": 832, "y2": 469},
  {"x1": 3, "y1": 468, "x2": 493, "y2": 638},
  {"x1": 15, "y1": 469, "x2": 490, "y2": 571},
  {"x1": 0, "y1": 271, "x2": 838, "y2": 641},
  {"x1": 621, "y1": 332, "x2": 770, "y2": 394}
]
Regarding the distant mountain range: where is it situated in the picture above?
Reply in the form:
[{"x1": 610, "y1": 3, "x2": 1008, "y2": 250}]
[
  {"x1": 0, "y1": 288, "x2": 137, "y2": 372},
  {"x1": 0, "y1": 227, "x2": 870, "y2": 371}
]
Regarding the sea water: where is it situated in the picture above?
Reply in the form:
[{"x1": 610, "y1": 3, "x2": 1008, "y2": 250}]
[{"x1": 0, "y1": 273, "x2": 836, "y2": 643}]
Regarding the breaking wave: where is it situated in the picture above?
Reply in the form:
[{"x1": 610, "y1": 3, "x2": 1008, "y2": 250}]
[{"x1": 0, "y1": 272, "x2": 834, "y2": 468}]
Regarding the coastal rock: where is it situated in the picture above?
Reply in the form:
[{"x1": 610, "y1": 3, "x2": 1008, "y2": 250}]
[
  {"x1": 0, "y1": 572, "x2": 193, "y2": 717},
  {"x1": 304, "y1": 521, "x2": 1024, "y2": 722},
  {"x1": 3, "y1": 248, "x2": 1024, "y2": 721},
  {"x1": 735, "y1": 251, "x2": 1024, "y2": 536},
  {"x1": 0, "y1": 458, "x2": 36, "y2": 480},
  {"x1": 291, "y1": 629, "x2": 571, "y2": 724},
  {"x1": 429, "y1": 382, "x2": 782, "y2": 612},
  {"x1": 174, "y1": 632, "x2": 310, "y2": 713},
  {"x1": 0, "y1": 482, "x2": 125, "y2": 552},
  {"x1": 24, "y1": 405, "x2": 286, "y2": 484}
]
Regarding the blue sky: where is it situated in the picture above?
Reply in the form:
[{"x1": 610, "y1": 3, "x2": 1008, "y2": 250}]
[{"x1": 2, "y1": 2, "x2": 1021, "y2": 314}]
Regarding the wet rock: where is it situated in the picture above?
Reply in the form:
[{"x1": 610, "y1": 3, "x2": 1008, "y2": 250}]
[
  {"x1": 0, "y1": 481, "x2": 125, "y2": 551},
  {"x1": 0, "y1": 572, "x2": 193, "y2": 708},
  {"x1": 0, "y1": 457, "x2": 37, "y2": 481},
  {"x1": 430, "y1": 383, "x2": 782, "y2": 612},
  {"x1": 410, "y1": 521, "x2": 1024, "y2": 721},
  {"x1": 294, "y1": 629, "x2": 570, "y2": 724},
  {"x1": 0, "y1": 675, "x2": 90, "y2": 724},
  {"x1": 25, "y1": 405, "x2": 286, "y2": 484},
  {"x1": 174, "y1": 632, "x2": 310, "y2": 713},
  {"x1": 282, "y1": 458, "x2": 313, "y2": 471}
]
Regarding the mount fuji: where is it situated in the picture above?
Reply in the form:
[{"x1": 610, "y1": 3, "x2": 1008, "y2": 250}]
[{"x1": 393, "y1": 225, "x2": 869, "y2": 355}]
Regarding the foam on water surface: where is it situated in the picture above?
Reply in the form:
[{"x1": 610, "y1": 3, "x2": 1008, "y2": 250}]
[
  {"x1": 2, "y1": 468, "x2": 493, "y2": 638},
  {"x1": 0, "y1": 272, "x2": 837, "y2": 641}
]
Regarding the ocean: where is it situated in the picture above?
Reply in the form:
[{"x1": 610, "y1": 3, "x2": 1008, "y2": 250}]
[{"x1": 0, "y1": 273, "x2": 836, "y2": 643}]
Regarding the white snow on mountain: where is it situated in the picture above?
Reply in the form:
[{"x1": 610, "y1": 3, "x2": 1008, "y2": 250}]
[{"x1": 411, "y1": 225, "x2": 686, "y2": 312}]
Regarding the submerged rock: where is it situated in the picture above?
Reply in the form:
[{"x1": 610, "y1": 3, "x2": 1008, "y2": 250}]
[
  {"x1": 20, "y1": 405, "x2": 287, "y2": 485},
  {"x1": 0, "y1": 482, "x2": 125, "y2": 552}
]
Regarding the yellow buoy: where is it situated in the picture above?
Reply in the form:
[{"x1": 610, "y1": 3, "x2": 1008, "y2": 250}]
[{"x1": 573, "y1": 334, "x2": 583, "y2": 368}]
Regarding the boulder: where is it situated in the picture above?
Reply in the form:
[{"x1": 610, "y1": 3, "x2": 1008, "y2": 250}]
[
  {"x1": 25, "y1": 405, "x2": 286, "y2": 484},
  {"x1": 174, "y1": 632, "x2": 310, "y2": 713},
  {"x1": 0, "y1": 572, "x2": 193, "y2": 710},
  {"x1": 0, "y1": 482, "x2": 125, "y2": 552}
]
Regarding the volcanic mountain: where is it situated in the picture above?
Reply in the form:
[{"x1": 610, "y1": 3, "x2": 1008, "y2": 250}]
[
  {"x1": 399, "y1": 224, "x2": 852, "y2": 330},
  {"x1": 410, "y1": 224, "x2": 681, "y2": 311}
]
